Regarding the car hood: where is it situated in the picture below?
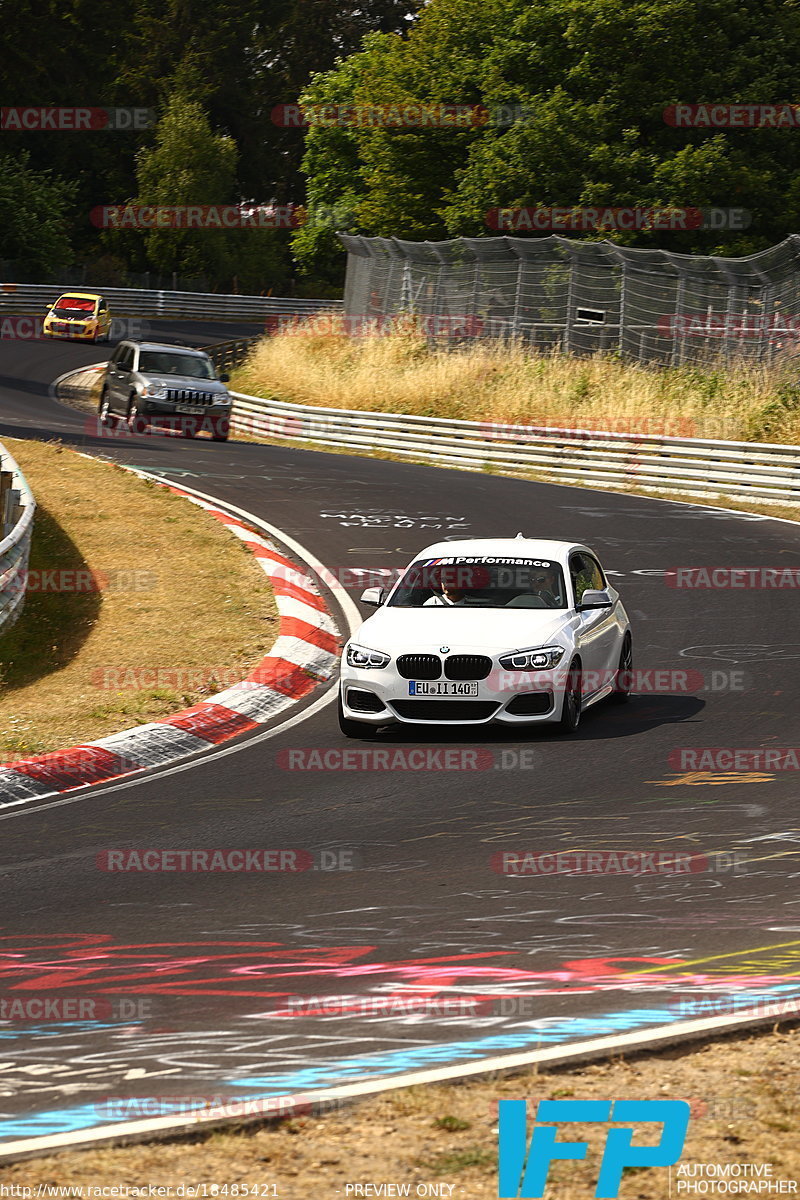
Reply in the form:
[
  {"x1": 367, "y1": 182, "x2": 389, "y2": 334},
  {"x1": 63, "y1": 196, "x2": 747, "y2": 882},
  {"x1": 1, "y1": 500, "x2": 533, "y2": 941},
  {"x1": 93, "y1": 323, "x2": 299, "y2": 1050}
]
[
  {"x1": 135, "y1": 373, "x2": 227, "y2": 391},
  {"x1": 353, "y1": 606, "x2": 571, "y2": 653}
]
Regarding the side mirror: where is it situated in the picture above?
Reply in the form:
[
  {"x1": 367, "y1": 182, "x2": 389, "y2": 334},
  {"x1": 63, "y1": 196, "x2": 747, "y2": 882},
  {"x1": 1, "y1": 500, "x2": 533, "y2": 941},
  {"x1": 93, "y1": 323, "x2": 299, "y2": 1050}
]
[
  {"x1": 117, "y1": 362, "x2": 131, "y2": 373},
  {"x1": 577, "y1": 588, "x2": 613, "y2": 610},
  {"x1": 360, "y1": 586, "x2": 385, "y2": 607},
  {"x1": 45, "y1": 303, "x2": 53, "y2": 310},
  {"x1": 219, "y1": 372, "x2": 230, "y2": 383}
]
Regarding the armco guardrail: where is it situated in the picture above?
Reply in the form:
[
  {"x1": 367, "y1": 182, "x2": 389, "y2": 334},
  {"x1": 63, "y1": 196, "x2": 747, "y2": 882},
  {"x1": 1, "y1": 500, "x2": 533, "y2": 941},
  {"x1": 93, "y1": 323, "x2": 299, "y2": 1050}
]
[
  {"x1": 0, "y1": 282, "x2": 341, "y2": 323},
  {"x1": 207, "y1": 337, "x2": 262, "y2": 374},
  {"x1": 229, "y1": 393, "x2": 800, "y2": 505},
  {"x1": 0, "y1": 442, "x2": 35, "y2": 635}
]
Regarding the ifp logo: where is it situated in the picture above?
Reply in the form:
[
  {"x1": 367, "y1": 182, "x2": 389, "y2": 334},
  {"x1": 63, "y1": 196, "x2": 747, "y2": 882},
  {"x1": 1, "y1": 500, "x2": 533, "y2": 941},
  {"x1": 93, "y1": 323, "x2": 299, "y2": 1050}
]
[{"x1": 498, "y1": 1099, "x2": 690, "y2": 1198}]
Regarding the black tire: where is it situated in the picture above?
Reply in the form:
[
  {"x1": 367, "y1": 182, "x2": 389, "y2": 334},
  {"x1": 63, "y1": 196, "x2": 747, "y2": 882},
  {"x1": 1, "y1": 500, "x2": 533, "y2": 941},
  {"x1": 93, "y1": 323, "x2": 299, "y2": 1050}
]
[
  {"x1": 556, "y1": 659, "x2": 582, "y2": 734},
  {"x1": 611, "y1": 635, "x2": 633, "y2": 704},
  {"x1": 127, "y1": 398, "x2": 148, "y2": 435},
  {"x1": 98, "y1": 387, "x2": 112, "y2": 424},
  {"x1": 212, "y1": 415, "x2": 230, "y2": 442},
  {"x1": 338, "y1": 690, "x2": 376, "y2": 739}
]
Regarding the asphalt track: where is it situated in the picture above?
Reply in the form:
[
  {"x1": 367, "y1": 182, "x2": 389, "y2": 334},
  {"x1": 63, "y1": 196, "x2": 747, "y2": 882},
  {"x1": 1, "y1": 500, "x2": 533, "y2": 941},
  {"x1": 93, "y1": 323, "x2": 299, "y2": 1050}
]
[{"x1": 0, "y1": 320, "x2": 799, "y2": 1152}]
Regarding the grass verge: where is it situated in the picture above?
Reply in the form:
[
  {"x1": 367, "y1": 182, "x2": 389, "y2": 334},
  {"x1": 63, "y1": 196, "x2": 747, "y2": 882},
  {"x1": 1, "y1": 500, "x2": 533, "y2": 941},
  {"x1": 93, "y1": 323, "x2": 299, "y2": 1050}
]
[
  {"x1": 0, "y1": 438, "x2": 278, "y2": 758},
  {"x1": 232, "y1": 317, "x2": 800, "y2": 445},
  {"x1": 0, "y1": 1022, "x2": 797, "y2": 1195}
]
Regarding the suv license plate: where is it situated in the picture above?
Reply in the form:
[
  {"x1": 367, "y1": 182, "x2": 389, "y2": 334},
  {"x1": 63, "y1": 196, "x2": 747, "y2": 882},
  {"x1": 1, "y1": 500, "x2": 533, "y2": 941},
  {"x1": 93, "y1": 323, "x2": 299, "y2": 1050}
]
[
  {"x1": 409, "y1": 681, "x2": 479, "y2": 697},
  {"x1": 176, "y1": 405, "x2": 206, "y2": 414}
]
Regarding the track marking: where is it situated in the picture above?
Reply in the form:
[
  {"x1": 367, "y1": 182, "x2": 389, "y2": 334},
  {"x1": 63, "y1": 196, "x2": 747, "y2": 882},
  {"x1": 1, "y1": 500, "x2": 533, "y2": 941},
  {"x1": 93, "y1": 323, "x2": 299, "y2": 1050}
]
[{"x1": 619, "y1": 937, "x2": 800, "y2": 977}]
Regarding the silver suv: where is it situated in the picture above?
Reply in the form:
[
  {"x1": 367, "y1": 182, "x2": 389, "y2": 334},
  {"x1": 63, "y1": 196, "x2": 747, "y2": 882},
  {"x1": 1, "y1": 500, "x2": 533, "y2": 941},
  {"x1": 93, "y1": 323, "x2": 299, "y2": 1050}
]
[{"x1": 99, "y1": 341, "x2": 233, "y2": 441}]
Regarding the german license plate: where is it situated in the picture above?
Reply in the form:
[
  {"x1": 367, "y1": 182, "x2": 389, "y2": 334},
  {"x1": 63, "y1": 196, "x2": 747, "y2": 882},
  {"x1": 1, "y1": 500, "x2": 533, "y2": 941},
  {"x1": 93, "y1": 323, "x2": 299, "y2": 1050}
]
[
  {"x1": 176, "y1": 404, "x2": 206, "y2": 414},
  {"x1": 408, "y1": 681, "x2": 478, "y2": 696}
]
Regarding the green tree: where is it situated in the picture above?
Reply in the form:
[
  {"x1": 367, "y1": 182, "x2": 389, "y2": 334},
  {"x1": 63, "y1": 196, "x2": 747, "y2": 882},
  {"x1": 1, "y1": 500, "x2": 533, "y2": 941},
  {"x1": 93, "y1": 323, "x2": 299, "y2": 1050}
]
[
  {"x1": 297, "y1": 0, "x2": 800, "y2": 272},
  {"x1": 0, "y1": 153, "x2": 76, "y2": 277},
  {"x1": 132, "y1": 94, "x2": 239, "y2": 282}
]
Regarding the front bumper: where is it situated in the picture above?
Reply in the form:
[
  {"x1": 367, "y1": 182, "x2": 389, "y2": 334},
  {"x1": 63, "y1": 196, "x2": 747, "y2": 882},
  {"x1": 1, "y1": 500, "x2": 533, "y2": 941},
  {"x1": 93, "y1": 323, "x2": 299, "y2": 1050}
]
[
  {"x1": 340, "y1": 664, "x2": 564, "y2": 726},
  {"x1": 44, "y1": 323, "x2": 98, "y2": 339},
  {"x1": 139, "y1": 401, "x2": 232, "y2": 429}
]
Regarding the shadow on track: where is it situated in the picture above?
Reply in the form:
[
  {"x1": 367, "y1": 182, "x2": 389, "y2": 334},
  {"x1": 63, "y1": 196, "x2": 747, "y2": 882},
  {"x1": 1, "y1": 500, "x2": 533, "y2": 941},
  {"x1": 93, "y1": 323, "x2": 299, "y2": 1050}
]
[{"x1": 344, "y1": 694, "x2": 705, "y2": 746}]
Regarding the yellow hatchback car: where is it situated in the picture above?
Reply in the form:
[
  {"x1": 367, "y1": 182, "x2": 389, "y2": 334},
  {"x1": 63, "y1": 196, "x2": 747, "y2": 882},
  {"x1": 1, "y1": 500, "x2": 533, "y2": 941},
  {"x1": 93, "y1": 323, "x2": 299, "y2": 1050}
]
[{"x1": 43, "y1": 292, "x2": 112, "y2": 343}]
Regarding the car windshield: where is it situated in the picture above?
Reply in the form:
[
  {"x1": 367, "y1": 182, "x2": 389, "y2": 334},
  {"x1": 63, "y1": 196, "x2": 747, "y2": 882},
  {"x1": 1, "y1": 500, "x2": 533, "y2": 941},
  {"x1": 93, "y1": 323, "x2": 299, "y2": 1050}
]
[
  {"x1": 53, "y1": 298, "x2": 96, "y2": 316},
  {"x1": 137, "y1": 351, "x2": 215, "y2": 379},
  {"x1": 388, "y1": 557, "x2": 568, "y2": 609}
]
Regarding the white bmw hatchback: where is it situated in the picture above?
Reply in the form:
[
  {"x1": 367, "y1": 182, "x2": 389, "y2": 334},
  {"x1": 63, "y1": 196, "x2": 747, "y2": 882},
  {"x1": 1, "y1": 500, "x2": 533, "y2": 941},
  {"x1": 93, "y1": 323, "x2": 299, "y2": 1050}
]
[{"x1": 338, "y1": 537, "x2": 631, "y2": 737}]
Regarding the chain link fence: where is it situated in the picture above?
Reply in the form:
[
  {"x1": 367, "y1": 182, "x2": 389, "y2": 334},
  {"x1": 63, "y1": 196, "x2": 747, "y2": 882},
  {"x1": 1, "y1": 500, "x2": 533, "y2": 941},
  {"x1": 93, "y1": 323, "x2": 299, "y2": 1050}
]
[{"x1": 338, "y1": 233, "x2": 800, "y2": 367}]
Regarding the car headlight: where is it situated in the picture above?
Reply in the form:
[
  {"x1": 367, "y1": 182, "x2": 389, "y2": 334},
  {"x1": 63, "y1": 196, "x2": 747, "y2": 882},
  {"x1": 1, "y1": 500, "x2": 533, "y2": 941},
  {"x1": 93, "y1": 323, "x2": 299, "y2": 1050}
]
[
  {"x1": 498, "y1": 645, "x2": 564, "y2": 670},
  {"x1": 346, "y1": 643, "x2": 390, "y2": 669},
  {"x1": 142, "y1": 386, "x2": 168, "y2": 399}
]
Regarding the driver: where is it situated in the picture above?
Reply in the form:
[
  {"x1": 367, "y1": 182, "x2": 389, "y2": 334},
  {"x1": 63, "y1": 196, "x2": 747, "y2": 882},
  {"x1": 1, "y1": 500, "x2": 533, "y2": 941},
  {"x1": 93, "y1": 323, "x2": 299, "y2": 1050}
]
[
  {"x1": 530, "y1": 567, "x2": 559, "y2": 607},
  {"x1": 424, "y1": 581, "x2": 466, "y2": 606}
]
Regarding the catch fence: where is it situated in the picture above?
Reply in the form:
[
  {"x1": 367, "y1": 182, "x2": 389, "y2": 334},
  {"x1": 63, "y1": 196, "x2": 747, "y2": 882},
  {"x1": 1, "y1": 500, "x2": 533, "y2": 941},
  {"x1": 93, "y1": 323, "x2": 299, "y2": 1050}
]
[{"x1": 339, "y1": 233, "x2": 800, "y2": 367}]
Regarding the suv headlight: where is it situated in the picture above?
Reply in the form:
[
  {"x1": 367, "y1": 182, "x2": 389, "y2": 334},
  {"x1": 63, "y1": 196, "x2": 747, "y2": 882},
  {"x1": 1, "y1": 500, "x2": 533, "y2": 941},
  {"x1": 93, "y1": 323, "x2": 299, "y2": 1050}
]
[
  {"x1": 346, "y1": 643, "x2": 390, "y2": 669},
  {"x1": 142, "y1": 386, "x2": 168, "y2": 399},
  {"x1": 498, "y1": 645, "x2": 564, "y2": 670}
]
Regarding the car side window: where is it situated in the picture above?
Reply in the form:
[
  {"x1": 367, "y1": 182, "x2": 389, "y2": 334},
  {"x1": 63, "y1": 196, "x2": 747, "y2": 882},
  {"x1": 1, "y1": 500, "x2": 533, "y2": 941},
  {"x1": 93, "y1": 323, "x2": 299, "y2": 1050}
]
[
  {"x1": 570, "y1": 552, "x2": 603, "y2": 604},
  {"x1": 583, "y1": 555, "x2": 606, "y2": 589},
  {"x1": 117, "y1": 345, "x2": 133, "y2": 370},
  {"x1": 569, "y1": 554, "x2": 586, "y2": 604}
]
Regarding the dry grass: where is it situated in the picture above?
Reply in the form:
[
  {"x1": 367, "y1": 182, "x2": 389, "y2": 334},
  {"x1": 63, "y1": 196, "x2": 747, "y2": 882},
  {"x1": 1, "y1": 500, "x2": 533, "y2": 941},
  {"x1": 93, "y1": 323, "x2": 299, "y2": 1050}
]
[
  {"x1": 0, "y1": 439, "x2": 278, "y2": 759},
  {"x1": 1, "y1": 1022, "x2": 798, "y2": 1196},
  {"x1": 233, "y1": 316, "x2": 800, "y2": 445}
]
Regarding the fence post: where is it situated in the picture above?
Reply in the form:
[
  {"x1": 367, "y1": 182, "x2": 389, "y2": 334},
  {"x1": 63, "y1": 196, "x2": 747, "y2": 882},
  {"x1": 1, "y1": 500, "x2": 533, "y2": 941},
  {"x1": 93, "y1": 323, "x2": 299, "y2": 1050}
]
[{"x1": 562, "y1": 255, "x2": 573, "y2": 354}]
